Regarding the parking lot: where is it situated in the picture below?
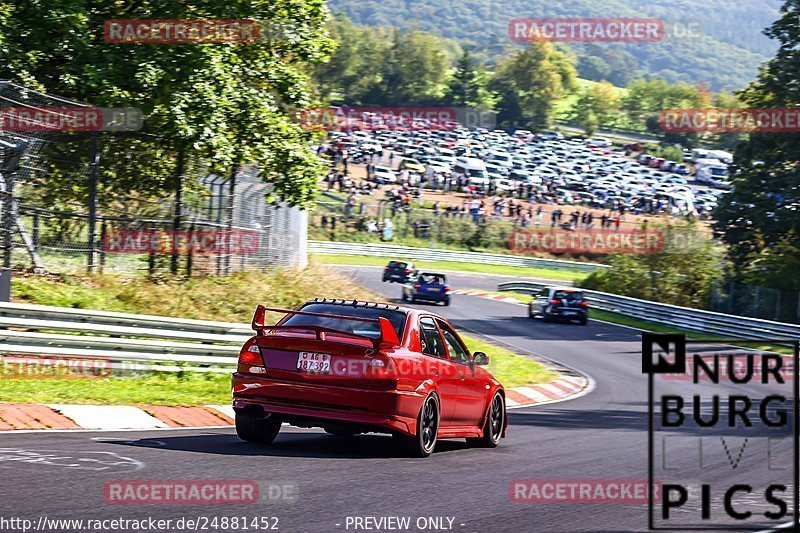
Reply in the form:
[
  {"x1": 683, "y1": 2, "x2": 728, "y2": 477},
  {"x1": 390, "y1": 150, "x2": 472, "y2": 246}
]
[{"x1": 318, "y1": 125, "x2": 730, "y2": 227}]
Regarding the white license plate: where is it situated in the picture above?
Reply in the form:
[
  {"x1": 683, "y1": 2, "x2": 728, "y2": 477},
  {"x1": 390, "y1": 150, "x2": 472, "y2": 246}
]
[{"x1": 297, "y1": 352, "x2": 332, "y2": 374}]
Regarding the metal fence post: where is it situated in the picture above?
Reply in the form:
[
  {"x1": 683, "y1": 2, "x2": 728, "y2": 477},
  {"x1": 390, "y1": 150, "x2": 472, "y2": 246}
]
[
  {"x1": 170, "y1": 148, "x2": 185, "y2": 275},
  {"x1": 98, "y1": 220, "x2": 107, "y2": 274},
  {"x1": 87, "y1": 132, "x2": 100, "y2": 273}
]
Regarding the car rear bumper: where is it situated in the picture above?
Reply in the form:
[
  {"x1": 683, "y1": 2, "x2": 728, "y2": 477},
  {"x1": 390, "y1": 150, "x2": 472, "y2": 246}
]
[
  {"x1": 547, "y1": 308, "x2": 588, "y2": 320},
  {"x1": 412, "y1": 292, "x2": 448, "y2": 302},
  {"x1": 232, "y1": 373, "x2": 423, "y2": 436}
]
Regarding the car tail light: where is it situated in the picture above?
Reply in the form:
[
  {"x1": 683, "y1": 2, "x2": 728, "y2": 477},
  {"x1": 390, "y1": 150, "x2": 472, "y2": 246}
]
[
  {"x1": 414, "y1": 284, "x2": 422, "y2": 290},
  {"x1": 405, "y1": 269, "x2": 411, "y2": 274},
  {"x1": 384, "y1": 266, "x2": 389, "y2": 270},
  {"x1": 579, "y1": 301, "x2": 589, "y2": 307},
  {"x1": 445, "y1": 286, "x2": 451, "y2": 293},
  {"x1": 362, "y1": 354, "x2": 398, "y2": 390},
  {"x1": 238, "y1": 338, "x2": 265, "y2": 372},
  {"x1": 550, "y1": 299, "x2": 561, "y2": 305}
]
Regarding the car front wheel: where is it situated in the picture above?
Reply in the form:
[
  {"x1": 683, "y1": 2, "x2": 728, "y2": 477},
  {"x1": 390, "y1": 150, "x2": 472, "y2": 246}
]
[
  {"x1": 235, "y1": 411, "x2": 281, "y2": 444},
  {"x1": 468, "y1": 392, "x2": 504, "y2": 448}
]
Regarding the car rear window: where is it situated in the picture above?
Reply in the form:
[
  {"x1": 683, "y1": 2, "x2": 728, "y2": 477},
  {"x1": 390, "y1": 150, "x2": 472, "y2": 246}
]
[
  {"x1": 388, "y1": 261, "x2": 407, "y2": 269},
  {"x1": 281, "y1": 303, "x2": 407, "y2": 340},
  {"x1": 554, "y1": 290, "x2": 585, "y2": 301},
  {"x1": 419, "y1": 273, "x2": 446, "y2": 284}
]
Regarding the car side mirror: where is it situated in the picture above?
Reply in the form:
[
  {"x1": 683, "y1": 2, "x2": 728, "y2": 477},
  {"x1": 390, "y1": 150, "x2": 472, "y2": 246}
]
[{"x1": 472, "y1": 352, "x2": 489, "y2": 366}]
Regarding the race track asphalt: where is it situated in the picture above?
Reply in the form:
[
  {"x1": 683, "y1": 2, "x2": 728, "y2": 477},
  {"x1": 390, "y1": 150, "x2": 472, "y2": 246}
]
[{"x1": 0, "y1": 266, "x2": 793, "y2": 532}]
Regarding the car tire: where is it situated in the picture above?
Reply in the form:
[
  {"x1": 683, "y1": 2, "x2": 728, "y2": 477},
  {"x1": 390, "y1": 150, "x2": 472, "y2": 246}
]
[
  {"x1": 410, "y1": 296, "x2": 417, "y2": 304},
  {"x1": 399, "y1": 394, "x2": 439, "y2": 458},
  {"x1": 235, "y1": 411, "x2": 281, "y2": 444},
  {"x1": 528, "y1": 306, "x2": 536, "y2": 318},
  {"x1": 401, "y1": 292, "x2": 408, "y2": 302},
  {"x1": 442, "y1": 297, "x2": 450, "y2": 306},
  {"x1": 468, "y1": 392, "x2": 504, "y2": 448},
  {"x1": 580, "y1": 316, "x2": 588, "y2": 325},
  {"x1": 542, "y1": 313, "x2": 552, "y2": 323}
]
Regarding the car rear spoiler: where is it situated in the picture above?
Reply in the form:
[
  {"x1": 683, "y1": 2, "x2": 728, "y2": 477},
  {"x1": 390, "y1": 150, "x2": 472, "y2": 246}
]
[{"x1": 251, "y1": 305, "x2": 401, "y2": 349}]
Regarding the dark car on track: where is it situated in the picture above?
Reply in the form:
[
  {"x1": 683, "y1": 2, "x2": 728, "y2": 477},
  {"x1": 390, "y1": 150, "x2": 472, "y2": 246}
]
[
  {"x1": 529, "y1": 287, "x2": 589, "y2": 325},
  {"x1": 382, "y1": 260, "x2": 417, "y2": 283},
  {"x1": 232, "y1": 299, "x2": 507, "y2": 457},
  {"x1": 402, "y1": 272, "x2": 451, "y2": 306}
]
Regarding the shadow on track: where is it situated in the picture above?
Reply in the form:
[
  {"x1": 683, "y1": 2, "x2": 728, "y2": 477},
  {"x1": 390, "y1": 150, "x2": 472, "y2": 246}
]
[{"x1": 105, "y1": 431, "x2": 472, "y2": 459}]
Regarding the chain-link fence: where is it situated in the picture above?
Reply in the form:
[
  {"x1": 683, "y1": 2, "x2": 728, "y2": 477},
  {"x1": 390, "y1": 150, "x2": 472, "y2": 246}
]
[
  {"x1": 0, "y1": 81, "x2": 307, "y2": 277},
  {"x1": 711, "y1": 281, "x2": 800, "y2": 324}
]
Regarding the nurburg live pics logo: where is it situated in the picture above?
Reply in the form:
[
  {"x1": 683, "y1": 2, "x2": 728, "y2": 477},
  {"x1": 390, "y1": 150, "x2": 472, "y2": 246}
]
[{"x1": 642, "y1": 333, "x2": 800, "y2": 530}]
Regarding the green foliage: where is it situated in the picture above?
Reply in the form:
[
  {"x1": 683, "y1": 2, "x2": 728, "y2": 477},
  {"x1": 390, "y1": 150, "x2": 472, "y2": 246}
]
[
  {"x1": 0, "y1": 0, "x2": 334, "y2": 208},
  {"x1": 715, "y1": 0, "x2": 800, "y2": 289},
  {"x1": 490, "y1": 42, "x2": 577, "y2": 130},
  {"x1": 579, "y1": 222, "x2": 725, "y2": 308},
  {"x1": 570, "y1": 81, "x2": 620, "y2": 136},
  {"x1": 328, "y1": 0, "x2": 776, "y2": 91}
]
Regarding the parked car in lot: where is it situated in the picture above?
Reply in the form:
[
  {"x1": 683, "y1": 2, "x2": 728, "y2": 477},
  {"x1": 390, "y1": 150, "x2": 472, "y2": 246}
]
[
  {"x1": 529, "y1": 287, "x2": 589, "y2": 325},
  {"x1": 403, "y1": 272, "x2": 451, "y2": 306},
  {"x1": 233, "y1": 300, "x2": 507, "y2": 457},
  {"x1": 372, "y1": 166, "x2": 397, "y2": 183},
  {"x1": 383, "y1": 260, "x2": 417, "y2": 283},
  {"x1": 398, "y1": 158, "x2": 425, "y2": 173}
]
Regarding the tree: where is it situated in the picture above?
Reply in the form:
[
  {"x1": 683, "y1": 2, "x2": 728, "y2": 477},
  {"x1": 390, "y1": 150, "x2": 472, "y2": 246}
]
[
  {"x1": 443, "y1": 50, "x2": 494, "y2": 109},
  {"x1": 715, "y1": 0, "x2": 800, "y2": 289},
  {"x1": 0, "y1": 0, "x2": 334, "y2": 208},
  {"x1": 570, "y1": 81, "x2": 619, "y2": 136},
  {"x1": 621, "y1": 78, "x2": 706, "y2": 145},
  {"x1": 490, "y1": 42, "x2": 576, "y2": 130}
]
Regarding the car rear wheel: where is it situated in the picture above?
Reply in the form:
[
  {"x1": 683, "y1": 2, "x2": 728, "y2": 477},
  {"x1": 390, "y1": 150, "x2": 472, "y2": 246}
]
[
  {"x1": 528, "y1": 306, "x2": 536, "y2": 318},
  {"x1": 442, "y1": 297, "x2": 450, "y2": 306},
  {"x1": 468, "y1": 392, "x2": 504, "y2": 448},
  {"x1": 398, "y1": 394, "x2": 439, "y2": 457},
  {"x1": 235, "y1": 411, "x2": 281, "y2": 444},
  {"x1": 579, "y1": 316, "x2": 588, "y2": 325}
]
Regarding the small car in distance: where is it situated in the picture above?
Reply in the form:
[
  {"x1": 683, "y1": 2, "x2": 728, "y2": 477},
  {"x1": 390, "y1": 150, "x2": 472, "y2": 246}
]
[
  {"x1": 529, "y1": 287, "x2": 589, "y2": 325},
  {"x1": 232, "y1": 299, "x2": 507, "y2": 457},
  {"x1": 383, "y1": 260, "x2": 416, "y2": 283},
  {"x1": 402, "y1": 273, "x2": 451, "y2": 306}
]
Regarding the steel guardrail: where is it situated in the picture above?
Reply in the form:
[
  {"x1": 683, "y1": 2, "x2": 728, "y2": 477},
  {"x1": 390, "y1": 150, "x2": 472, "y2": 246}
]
[
  {"x1": 498, "y1": 281, "x2": 800, "y2": 341},
  {"x1": 309, "y1": 241, "x2": 607, "y2": 273},
  {"x1": 0, "y1": 301, "x2": 251, "y2": 372}
]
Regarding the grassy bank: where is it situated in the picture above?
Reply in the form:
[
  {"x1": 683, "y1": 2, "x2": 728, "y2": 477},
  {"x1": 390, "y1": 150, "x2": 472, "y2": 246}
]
[
  {"x1": 314, "y1": 254, "x2": 589, "y2": 283},
  {"x1": 4, "y1": 266, "x2": 559, "y2": 405}
]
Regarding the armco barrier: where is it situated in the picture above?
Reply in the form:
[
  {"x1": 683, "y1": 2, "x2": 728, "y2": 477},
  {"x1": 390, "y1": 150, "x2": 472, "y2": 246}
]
[
  {"x1": 0, "y1": 302, "x2": 250, "y2": 372},
  {"x1": 498, "y1": 281, "x2": 800, "y2": 342},
  {"x1": 309, "y1": 241, "x2": 607, "y2": 273}
]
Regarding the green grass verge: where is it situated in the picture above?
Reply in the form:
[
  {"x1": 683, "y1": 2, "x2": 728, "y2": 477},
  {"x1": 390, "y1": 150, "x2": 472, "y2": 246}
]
[
  {"x1": 462, "y1": 334, "x2": 559, "y2": 388},
  {"x1": 313, "y1": 254, "x2": 589, "y2": 282},
  {"x1": 0, "y1": 372, "x2": 232, "y2": 406}
]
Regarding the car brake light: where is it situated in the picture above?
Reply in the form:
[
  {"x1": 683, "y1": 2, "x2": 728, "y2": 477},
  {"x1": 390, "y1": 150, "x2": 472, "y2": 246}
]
[
  {"x1": 405, "y1": 269, "x2": 411, "y2": 274},
  {"x1": 579, "y1": 301, "x2": 589, "y2": 307},
  {"x1": 384, "y1": 266, "x2": 389, "y2": 270},
  {"x1": 414, "y1": 284, "x2": 422, "y2": 290},
  {"x1": 550, "y1": 299, "x2": 561, "y2": 305},
  {"x1": 238, "y1": 338, "x2": 264, "y2": 369},
  {"x1": 445, "y1": 286, "x2": 451, "y2": 293}
]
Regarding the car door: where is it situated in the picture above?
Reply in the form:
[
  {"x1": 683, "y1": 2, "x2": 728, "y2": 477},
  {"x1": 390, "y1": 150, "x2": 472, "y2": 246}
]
[
  {"x1": 418, "y1": 316, "x2": 457, "y2": 425},
  {"x1": 436, "y1": 319, "x2": 487, "y2": 427}
]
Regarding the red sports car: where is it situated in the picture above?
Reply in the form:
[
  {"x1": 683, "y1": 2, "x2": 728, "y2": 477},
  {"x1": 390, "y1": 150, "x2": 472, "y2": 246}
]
[{"x1": 232, "y1": 299, "x2": 507, "y2": 457}]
